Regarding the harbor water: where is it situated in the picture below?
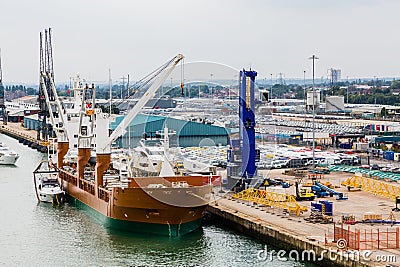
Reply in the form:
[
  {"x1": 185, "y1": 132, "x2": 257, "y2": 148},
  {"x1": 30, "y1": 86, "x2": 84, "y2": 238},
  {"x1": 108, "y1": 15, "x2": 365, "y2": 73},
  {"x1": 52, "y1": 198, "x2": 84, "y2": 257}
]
[{"x1": 0, "y1": 134, "x2": 315, "y2": 267}]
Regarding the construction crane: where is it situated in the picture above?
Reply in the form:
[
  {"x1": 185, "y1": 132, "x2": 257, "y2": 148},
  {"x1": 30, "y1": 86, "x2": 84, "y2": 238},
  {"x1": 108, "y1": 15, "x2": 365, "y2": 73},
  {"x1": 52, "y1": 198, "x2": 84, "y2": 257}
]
[{"x1": 0, "y1": 49, "x2": 6, "y2": 125}]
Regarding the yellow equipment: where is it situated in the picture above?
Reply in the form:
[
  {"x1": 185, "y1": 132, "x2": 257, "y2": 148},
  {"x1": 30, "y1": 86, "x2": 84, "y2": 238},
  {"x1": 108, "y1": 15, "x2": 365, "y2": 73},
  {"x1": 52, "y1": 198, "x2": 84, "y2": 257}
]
[
  {"x1": 232, "y1": 188, "x2": 308, "y2": 216},
  {"x1": 295, "y1": 181, "x2": 315, "y2": 201},
  {"x1": 42, "y1": 140, "x2": 50, "y2": 146},
  {"x1": 342, "y1": 175, "x2": 400, "y2": 200}
]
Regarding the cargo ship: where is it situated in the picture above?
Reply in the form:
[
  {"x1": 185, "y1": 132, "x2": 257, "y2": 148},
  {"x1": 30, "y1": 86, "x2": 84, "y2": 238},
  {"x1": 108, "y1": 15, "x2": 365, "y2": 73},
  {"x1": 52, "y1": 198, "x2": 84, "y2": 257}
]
[{"x1": 35, "y1": 49, "x2": 214, "y2": 236}]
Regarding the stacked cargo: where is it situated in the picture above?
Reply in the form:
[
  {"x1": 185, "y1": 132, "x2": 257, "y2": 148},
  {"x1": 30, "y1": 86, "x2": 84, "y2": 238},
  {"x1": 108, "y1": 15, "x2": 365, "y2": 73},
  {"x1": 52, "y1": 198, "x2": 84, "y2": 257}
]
[
  {"x1": 339, "y1": 143, "x2": 352, "y2": 149},
  {"x1": 383, "y1": 151, "x2": 396, "y2": 161}
]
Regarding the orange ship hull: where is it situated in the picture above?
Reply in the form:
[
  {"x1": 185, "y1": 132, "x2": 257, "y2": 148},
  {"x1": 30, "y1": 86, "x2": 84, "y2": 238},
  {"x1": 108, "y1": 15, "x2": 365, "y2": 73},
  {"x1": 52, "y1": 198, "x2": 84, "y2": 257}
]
[{"x1": 59, "y1": 171, "x2": 212, "y2": 236}]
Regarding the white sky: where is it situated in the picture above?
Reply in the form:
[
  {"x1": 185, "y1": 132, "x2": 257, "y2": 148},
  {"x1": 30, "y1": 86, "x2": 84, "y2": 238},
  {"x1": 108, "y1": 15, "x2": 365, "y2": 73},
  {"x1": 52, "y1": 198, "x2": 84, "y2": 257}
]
[{"x1": 1, "y1": 0, "x2": 400, "y2": 83}]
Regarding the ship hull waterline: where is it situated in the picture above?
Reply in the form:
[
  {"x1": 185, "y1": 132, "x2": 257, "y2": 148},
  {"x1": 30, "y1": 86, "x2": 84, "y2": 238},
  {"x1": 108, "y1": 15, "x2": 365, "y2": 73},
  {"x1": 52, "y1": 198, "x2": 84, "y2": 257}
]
[
  {"x1": 66, "y1": 194, "x2": 202, "y2": 237},
  {"x1": 59, "y1": 172, "x2": 212, "y2": 237}
]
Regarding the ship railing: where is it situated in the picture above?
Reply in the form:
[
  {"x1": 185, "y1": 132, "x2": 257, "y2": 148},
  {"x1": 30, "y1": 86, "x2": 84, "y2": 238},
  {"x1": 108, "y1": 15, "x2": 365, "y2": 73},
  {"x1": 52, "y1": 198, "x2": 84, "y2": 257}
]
[
  {"x1": 98, "y1": 187, "x2": 110, "y2": 202},
  {"x1": 79, "y1": 178, "x2": 95, "y2": 195},
  {"x1": 59, "y1": 169, "x2": 77, "y2": 185}
]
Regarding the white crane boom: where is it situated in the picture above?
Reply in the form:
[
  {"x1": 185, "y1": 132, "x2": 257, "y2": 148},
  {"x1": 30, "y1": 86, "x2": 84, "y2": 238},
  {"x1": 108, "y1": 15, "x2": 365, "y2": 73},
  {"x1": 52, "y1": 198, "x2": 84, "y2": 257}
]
[
  {"x1": 100, "y1": 54, "x2": 184, "y2": 152},
  {"x1": 39, "y1": 72, "x2": 69, "y2": 143},
  {"x1": 48, "y1": 72, "x2": 69, "y2": 142},
  {"x1": 39, "y1": 73, "x2": 56, "y2": 131}
]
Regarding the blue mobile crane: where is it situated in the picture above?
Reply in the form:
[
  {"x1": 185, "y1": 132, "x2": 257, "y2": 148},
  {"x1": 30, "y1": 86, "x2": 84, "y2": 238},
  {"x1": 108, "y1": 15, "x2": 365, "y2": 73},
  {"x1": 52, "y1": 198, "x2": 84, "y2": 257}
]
[
  {"x1": 227, "y1": 69, "x2": 260, "y2": 191},
  {"x1": 312, "y1": 181, "x2": 348, "y2": 200}
]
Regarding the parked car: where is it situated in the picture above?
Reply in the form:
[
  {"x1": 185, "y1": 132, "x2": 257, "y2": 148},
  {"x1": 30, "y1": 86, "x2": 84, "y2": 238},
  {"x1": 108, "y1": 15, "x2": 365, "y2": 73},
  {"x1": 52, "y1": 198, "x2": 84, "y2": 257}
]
[{"x1": 370, "y1": 164, "x2": 379, "y2": 170}]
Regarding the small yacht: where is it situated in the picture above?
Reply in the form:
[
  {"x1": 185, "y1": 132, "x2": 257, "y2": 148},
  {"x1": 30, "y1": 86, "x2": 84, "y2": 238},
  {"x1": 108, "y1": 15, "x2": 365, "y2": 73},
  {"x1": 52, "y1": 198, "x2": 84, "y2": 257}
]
[
  {"x1": 130, "y1": 134, "x2": 169, "y2": 176},
  {"x1": 128, "y1": 128, "x2": 214, "y2": 176},
  {"x1": 0, "y1": 142, "x2": 19, "y2": 165},
  {"x1": 33, "y1": 160, "x2": 64, "y2": 204}
]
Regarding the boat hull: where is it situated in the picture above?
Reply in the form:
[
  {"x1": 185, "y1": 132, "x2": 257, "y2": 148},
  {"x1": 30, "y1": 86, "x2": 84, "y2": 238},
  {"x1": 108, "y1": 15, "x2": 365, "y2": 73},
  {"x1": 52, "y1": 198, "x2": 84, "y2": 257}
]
[
  {"x1": 68, "y1": 195, "x2": 202, "y2": 236},
  {"x1": 0, "y1": 154, "x2": 19, "y2": 165},
  {"x1": 38, "y1": 191, "x2": 64, "y2": 204},
  {"x1": 59, "y1": 172, "x2": 211, "y2": 237}
]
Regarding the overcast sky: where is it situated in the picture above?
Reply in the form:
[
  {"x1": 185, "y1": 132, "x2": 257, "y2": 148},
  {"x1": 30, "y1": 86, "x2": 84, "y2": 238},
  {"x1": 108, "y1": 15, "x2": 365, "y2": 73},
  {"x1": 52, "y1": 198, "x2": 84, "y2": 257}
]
[{"x1": 1, "y1": 0, "x2": 399, "y2": 84}]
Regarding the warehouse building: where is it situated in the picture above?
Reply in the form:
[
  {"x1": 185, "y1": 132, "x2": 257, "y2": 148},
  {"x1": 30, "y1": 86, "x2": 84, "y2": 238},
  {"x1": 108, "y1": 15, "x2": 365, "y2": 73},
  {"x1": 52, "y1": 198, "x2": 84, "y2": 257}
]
[
  {"x1": 111, "y1": 114, "x2": 230, "y2": 148},
  {"x1": 24, "y1": 113, "x2": 230, "y2": 148}
]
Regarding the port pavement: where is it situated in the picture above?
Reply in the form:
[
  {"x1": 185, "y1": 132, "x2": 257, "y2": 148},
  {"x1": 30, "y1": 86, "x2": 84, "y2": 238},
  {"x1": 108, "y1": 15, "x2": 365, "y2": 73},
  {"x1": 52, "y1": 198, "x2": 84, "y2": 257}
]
[
  {"x1": 0, "y1": 122, "x2": 43, "y2": 147},
  {"x1": 207, "y1": 170, "x2": 400, "y2": 266}
]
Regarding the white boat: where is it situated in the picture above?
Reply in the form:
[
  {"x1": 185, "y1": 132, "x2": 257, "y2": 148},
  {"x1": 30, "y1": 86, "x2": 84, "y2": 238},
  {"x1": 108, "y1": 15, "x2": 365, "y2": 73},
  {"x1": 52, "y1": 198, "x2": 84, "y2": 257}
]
[
  {"x1": 128, "y1": 128, "x2": 214, "y2": 176},
  {"x1": 0, "y1": 142, "x2": 19, "y2": 165},
  {"x1": 33, "y1": 160, "x2": 64, "y2": 204}
]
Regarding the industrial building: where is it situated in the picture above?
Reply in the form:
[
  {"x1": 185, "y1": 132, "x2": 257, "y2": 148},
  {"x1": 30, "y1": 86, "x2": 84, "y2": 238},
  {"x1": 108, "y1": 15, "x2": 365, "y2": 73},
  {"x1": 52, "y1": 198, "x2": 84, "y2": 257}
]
[
  {"x1": 112, "y1": 113, "x2": 230, "y2": 147},
  {"x1": 23, "y1": 113, "x2": 230, "y2": 148}
]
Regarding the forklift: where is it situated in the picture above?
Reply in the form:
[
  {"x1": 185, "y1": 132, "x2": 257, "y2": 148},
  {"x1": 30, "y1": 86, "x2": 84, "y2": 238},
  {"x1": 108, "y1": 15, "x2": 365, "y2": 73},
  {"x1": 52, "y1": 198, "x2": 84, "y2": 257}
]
[
  {"x1": 295, "y1": 181, "x2": 315, "y2": 201},
  {"x1": 393, "y1": 196, "x2": 400, "y2": 212}
]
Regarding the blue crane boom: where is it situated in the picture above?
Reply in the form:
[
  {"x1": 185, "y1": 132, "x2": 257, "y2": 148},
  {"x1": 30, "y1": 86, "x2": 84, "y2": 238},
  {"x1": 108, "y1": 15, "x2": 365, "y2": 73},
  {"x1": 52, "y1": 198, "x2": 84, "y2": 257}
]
[{"x1": 314, "y1": 181, "x2": 348, "y2": 200}]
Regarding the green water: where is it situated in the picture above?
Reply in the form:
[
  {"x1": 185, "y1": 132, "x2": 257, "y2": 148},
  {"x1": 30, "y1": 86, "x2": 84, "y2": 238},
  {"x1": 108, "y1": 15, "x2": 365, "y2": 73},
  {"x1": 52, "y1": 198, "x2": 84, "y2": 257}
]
[{"x1": 0, "y1": 134, "x2": 315, "y2": 267}]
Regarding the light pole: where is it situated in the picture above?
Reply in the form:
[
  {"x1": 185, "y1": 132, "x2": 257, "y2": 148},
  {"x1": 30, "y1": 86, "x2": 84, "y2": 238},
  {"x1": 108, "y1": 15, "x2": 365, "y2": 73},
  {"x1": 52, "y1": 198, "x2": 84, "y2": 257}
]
[
  {"x1": 373, "y1": 76, "x2": 376, "y2": 105},
  {"x1": 270, "y1": 73, "x2": 273, "y2": 101},
  {"x1": 346, "y1": 76, "x2": 349, "y2": 104},
  {"x1": 264, "y1": 78, "x2": 267, "y2": 100},
  {"x1": 303, "y1": 70, "x2": 306, "y2": 123},
  {"x1": 210, "y1": 73, "x2": 213, "y2": 100},
  {"x1": 309, "y1": 55, "x2": 319, "y2": 171}
]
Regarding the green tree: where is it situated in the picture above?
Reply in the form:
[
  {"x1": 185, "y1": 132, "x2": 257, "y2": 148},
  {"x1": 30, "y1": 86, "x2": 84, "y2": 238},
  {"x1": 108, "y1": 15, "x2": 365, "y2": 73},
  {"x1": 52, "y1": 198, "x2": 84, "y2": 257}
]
[{"x1": 391, "y1": 79, "x2": 400, "y2": 89}]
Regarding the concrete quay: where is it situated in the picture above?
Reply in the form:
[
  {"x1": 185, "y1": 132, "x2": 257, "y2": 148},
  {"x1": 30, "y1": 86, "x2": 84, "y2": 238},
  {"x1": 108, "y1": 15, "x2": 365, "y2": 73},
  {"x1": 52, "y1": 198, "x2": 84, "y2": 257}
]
[
  {"x1": 206, "y1": 198, "x2": 387, "y2": 267},
  {"x1": 0, "y1": 122, "x2": 48, "y2": 152}
]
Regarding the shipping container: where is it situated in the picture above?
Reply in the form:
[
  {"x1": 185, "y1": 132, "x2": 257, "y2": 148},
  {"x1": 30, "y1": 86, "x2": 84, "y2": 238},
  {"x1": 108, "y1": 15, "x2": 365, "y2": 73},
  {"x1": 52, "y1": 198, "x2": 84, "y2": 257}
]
[{"x1": 353, "y1": 142, "x2": 369, "y2": 152}]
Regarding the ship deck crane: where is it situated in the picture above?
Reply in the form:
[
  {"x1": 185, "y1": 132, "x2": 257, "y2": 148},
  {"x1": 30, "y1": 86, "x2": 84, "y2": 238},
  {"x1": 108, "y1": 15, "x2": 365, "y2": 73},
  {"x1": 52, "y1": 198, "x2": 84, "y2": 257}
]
[
  {"x1": 37, "y1": 28, "x2": 71, "y2": 166},
  {"x1": 37, "y1": 28, "x2": 69, "y2": 145},
  {"x1": 93, "y1": 54, "x2": 184, "y2": 192},
  {"x1": 97, "y1": 54, "x2": 184, "y2": 154}
]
